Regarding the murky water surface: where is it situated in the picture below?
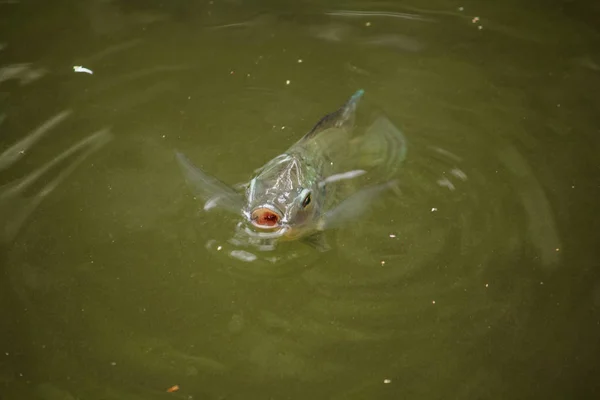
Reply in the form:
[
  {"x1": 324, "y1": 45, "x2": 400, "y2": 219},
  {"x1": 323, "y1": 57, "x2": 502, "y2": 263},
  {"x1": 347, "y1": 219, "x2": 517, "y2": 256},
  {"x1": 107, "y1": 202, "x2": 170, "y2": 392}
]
[{"x1": 1, "y1": 1, "x2": 599, "y2": 399}]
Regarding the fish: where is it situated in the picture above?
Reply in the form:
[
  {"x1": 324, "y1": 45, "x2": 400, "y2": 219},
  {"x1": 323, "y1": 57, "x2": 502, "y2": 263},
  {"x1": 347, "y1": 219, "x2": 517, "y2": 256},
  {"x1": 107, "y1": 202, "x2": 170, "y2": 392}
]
[{"x1": 176, "y1": 90, "x2": 406, "y2": 251}]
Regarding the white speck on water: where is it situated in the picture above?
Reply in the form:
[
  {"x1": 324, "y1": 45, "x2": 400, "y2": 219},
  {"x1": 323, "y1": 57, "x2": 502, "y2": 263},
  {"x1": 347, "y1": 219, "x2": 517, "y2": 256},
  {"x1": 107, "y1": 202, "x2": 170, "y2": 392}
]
[
  {"x1": 458, "y1": 7, "x2": 464, "y2": 11},
  {"x1": 73, "y1": 65, "x2": 93, "y2": 74},
  {"x1": 110, "y1": 362, "x2": 117, "y2": 366},
  {"x1": 431, "y1": 207, "x2": 438, "y2": 212},
  {"x1": 389, "y1": 234, "x2": 396, "y2": 238},
  {"x1": 540, "y1": 281, "x2": 544, "y2": 285},
  {"x1": 432, "y1": 300, "x2": 436, "y2": 304},
  {"x1": 485, "y1": 283, "x2": 489, "y2": 288},
  {"x1": 380, "y1": 261, "x2": 385, "y2": 266},
  {"x1": 162, "y1": 135, "x2": 166, "y2": 138},
  {"x1": 188, "y1": 96, "x2": 191, "y2": 100},
  {"x1": 286, "y1": 80, "x2": 291, "y2": 85},
  {"x1": 478, "y1": 25, "x2": 483, "y2": 30},
  {"x1": 217, "y1": 246, "x2": 222, "y2": 251},
  {"x1": 365, "y1": 22, "x2": 371, "y2": 27},
  {"x1": 383, "y1": 378, "x2": 391, "y2": 384},
  {"x1": 297, "y1": 59, "x2": 303, "y2": 63}
]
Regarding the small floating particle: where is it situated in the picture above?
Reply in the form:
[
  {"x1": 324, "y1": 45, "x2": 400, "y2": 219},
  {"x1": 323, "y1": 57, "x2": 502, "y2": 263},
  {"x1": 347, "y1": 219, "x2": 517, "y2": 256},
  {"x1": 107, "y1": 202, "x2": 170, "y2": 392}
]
[
  {"x1": 217, "y1": 246, "x2": 222, "y2": 251},
  {"x1": 389, "y1": 234, "x2": 396, "y2": 238},
  {"x1": 285, "y1": 79, "x2": 291, "y2": 85},
  {"x1": 555, "y1": 248, "x2": 560, "y2": 252},
  {"x1": 365, "y1": 22, "x2": 371, "y2": 27},
  {"x1": 297, "y1": 59, "x2": 303, "y2": 63},
  {"x1": 73, "y1": 65, "x2": 93, "y2": 74},
  {"x1": 485, "y1": 283, "x2": 489, "y2": 288},
  {"x1": 230, "y1": 70, "x2": 234, "y2": 75},
  {"x1": 432, "y1": 300, "x2": 436, "y2": 304},
  {"x1": 166, "y1": 385, "x2": 180, "y2": 393},
  {"x1": 472, "y1": 16, "x2": 480, "y2": 23},
  {"x1": 383, "y1": 378, "x2": 392, "y2": 384},
  {"x1": 458, "y1": 7, "x2": 464, "y2": 11},
  {"x1": 431, "y1": 207, "x2": 438, "y2": 212},
  {"x1": 380, "y1": 261, "x2": 385, "y2": 266},
  {"x1": 110, "y1": 362, "x2": 116, "y2": 366},
  {"x1": 478, "y1": 25, "x2": 483, "y2": 30},
  {"x1": 281, "y1": 126, "x2": 286, "y2": 130},
  {"x1": 540, "y1": 281, "x2": 544, "y2": 285}
]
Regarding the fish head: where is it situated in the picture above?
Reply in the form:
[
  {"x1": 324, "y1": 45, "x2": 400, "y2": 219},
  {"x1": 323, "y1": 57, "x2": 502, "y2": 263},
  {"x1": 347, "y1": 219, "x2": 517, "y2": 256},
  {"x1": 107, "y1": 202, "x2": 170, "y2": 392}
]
[{"x1": 244, "y1": 154, "x2": 321, "y2": 238}]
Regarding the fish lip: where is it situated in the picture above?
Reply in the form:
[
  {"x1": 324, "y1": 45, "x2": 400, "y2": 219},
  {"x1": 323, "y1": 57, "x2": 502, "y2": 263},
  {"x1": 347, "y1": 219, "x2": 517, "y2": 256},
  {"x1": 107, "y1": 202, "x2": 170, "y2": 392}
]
[{"x1": 242, "y1": 224, "x2": 289, "y2": 239}]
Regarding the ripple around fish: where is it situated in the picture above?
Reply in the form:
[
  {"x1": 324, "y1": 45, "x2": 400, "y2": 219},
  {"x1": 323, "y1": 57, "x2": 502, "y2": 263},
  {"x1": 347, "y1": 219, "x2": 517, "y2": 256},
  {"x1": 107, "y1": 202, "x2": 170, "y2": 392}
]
[
  {"x1": 1, "y1": 9, "x2": 586, "y2": 398},
  {"x1": 200, "y1": 221, "x2": 322, "y2": 280}
]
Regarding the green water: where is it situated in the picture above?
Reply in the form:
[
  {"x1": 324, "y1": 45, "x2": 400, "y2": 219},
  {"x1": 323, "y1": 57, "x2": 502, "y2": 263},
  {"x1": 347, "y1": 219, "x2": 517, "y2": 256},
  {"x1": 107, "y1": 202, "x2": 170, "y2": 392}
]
[{"x1": 1, "y1": 0, "x2": 599, "y2": 399}]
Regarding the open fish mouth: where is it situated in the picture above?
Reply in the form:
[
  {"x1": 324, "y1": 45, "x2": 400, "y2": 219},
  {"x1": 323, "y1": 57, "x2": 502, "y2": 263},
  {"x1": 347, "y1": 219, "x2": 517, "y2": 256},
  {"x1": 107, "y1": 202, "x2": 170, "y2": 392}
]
[{"x1": 250, "y1": 205, "x2": 283, "y2": 229}]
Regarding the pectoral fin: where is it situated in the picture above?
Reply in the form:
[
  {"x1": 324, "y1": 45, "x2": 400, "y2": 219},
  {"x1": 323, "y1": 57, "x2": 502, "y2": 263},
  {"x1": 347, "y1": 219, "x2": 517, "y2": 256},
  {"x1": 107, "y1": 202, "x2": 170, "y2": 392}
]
[
  {"x1": 320, "y1": 180, "x2": 397, "y2": 230},
  {"x1": 175, "y1": 151, "x2": 244, "y2": 213}
]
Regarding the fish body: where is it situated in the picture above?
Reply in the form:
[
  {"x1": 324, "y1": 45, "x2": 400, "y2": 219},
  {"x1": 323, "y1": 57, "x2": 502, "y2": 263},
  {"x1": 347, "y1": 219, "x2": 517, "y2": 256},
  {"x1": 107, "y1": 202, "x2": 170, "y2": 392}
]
[{"x1": 176, "y1": 90, "x2": 406, "y2": 250}]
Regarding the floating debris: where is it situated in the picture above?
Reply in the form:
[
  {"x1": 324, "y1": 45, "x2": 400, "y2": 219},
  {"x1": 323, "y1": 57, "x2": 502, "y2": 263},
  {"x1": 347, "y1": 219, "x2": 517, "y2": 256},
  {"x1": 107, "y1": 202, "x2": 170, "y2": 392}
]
[
  {"x1": 383, "y1": 378, "x2": 392, "y2": 384},
  {"x1": 431, "y1": 207, "x2": 437, "y2": 212},
  {"x1": 166, "y1": 385, "x2": 180, "y2": 393},
  {"x1": 297, "y1": 59, "x2": 303, "y2": 63},
  {"x1": 73, "y1": 65, "x2": 93, "y2": 74},
  {"x1": 389, "y1": 234, "x2": 396, "y2": 238},
  {"x1": 472, "y1": 16, "x2": 480, "y2": 23},
  {"x1": 285, "y1": 79, "x2": 291, "y2": 85}
]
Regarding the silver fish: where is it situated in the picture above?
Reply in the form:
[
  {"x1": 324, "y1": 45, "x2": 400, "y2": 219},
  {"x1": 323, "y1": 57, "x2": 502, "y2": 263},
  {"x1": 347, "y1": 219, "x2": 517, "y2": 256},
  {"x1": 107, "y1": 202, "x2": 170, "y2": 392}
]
[{"x1": 176, "y1": 90, "x2": 406, "y2": 250}]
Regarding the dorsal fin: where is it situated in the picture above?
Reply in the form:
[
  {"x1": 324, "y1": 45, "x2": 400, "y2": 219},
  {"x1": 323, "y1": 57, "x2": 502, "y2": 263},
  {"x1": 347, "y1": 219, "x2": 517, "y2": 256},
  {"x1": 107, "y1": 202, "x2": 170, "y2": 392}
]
[{"x1": 302, "y1": 89, "x2": 364, "y2": 140}]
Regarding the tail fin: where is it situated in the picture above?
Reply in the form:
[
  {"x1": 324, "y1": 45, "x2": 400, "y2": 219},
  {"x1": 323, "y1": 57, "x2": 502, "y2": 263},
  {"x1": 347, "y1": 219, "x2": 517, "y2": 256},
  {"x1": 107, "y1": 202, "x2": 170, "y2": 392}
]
[{"x1": 352, "y1": 115, "x2": 407, "y2": 180}]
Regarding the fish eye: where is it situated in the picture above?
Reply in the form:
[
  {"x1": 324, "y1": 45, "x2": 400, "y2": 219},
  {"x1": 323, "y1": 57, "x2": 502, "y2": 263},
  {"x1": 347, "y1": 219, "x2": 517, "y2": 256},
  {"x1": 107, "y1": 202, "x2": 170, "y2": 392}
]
[{"x1": 301, "y1": 192, "x2": 311, "y2": 208}]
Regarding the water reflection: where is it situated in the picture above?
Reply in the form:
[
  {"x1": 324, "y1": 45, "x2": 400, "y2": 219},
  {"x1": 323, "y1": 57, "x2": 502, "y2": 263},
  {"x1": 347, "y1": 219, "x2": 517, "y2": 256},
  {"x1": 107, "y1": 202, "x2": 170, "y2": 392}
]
[{"x1": 0, "y1": 111, "x2": 112, "y2": 243}]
